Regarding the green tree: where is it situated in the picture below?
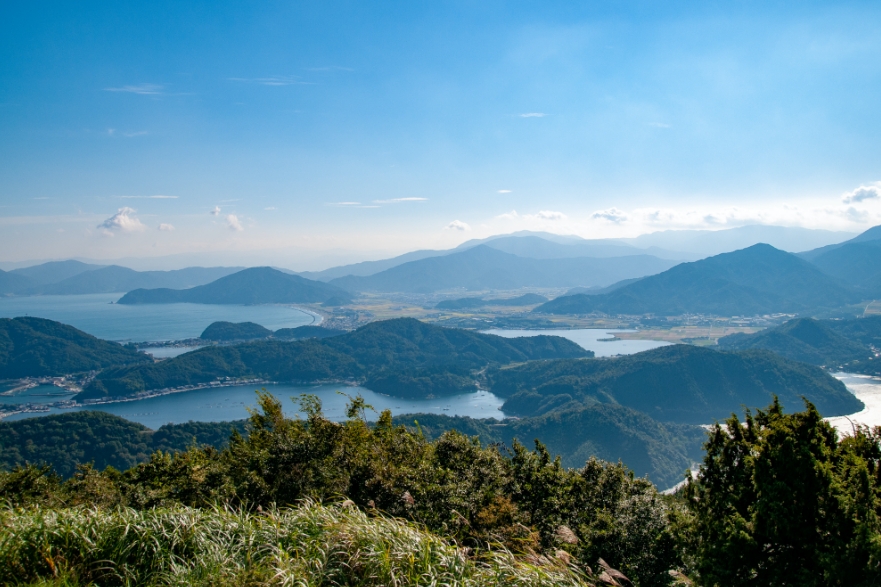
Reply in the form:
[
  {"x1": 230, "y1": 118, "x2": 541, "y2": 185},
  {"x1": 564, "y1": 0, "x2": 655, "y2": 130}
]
[{"x1": 683, "y1": 399, "x2": 881, "y2": 586}]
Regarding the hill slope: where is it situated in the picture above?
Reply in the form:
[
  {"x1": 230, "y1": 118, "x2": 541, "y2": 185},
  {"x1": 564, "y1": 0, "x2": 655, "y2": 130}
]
[
  {"x1": 0, "y1": 270, "x2": 38, "y2": 295},
  {"x1": 329, "y1": 245, "x2": 676, "y2": 293},
  {"x1": 118, "y1": 267, "x2": 351, "y2": 305},
  {"x1": 488, "y1": 344, "x2": 860, "y2": 424},
  {"x1": 0, "y1": 317, "x2": 152, "y2": 379},
  {"x1": 8, "y1": 260, "x2": 104, "y2": 285},
  {"x1": 0, "y1": 411, "x2": 246, "y2": 478},
  {"x1": 717, "y1": 316, "x2": 881, "y2": 374},
  {"x1": 806, "y1": 240, "x2": 881, "y2": 294},
  {"x1": 80, "y1": 318, "x2": 591, "y2": 399},
  {"x1": 535, "y1": 244, "x2": 856, "y2": 316}
]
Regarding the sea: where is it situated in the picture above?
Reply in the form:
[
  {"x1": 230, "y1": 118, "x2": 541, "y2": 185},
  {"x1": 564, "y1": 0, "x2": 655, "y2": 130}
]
[{"x1": 0, "y1": 295, "x2": 876, "y2": 431}]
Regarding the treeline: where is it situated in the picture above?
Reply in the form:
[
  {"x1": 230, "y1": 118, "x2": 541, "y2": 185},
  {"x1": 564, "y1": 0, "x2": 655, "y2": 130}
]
[
  {"x1": 3, "y1": 393, "x2": 880, "y2": 586},
  {"x1": 81, "y1": 318, "x2": 590, "y2": 400}
]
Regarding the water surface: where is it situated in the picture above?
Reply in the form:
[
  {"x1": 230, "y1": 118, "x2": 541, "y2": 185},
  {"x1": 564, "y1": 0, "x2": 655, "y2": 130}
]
[
  {"x1": 483, "y1": 328, "x2": 670, "y2": 357},
  {"x1": 826, "y1": 373, "x2": 881, "y2": 435},
  {"x1": 0, "y1": 294, "x2": 316, "y2": 341}
]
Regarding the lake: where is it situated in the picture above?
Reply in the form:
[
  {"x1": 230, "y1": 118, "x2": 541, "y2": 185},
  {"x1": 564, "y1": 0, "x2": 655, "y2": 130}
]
[
  {"x1": 1, "y1": 384, "x2": 506, "y2": 428},
  {"x1": 482, "y1": 328, "x2": 670, "y2": 357},
  {"x1": 826, "y1": 373, "x2": 881, "y2": 436},
  {"x1": 0, "y1": 293, "x2": 317, "y2": 342}
]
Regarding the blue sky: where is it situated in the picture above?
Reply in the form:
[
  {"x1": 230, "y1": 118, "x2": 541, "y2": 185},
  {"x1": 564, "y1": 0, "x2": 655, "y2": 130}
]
[{"x1": 2, "y1": 1, "x2": 881, "y2": 268}]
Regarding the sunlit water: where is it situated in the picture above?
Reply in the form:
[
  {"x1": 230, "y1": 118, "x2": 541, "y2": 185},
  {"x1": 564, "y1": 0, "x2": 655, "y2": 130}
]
[
  {"x1": 0, "y1": 293, "x2": 317, "y2": 342},
  {"x1": 826, "y1": 373, "x2": 881, "y2": 436},
  {"x1": 482, "y1": 328, "x2": 670, "y2": 357}
]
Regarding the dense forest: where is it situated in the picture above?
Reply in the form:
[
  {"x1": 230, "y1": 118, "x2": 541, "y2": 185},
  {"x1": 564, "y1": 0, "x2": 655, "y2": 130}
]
[
  {"x1": 80, "y1": 318, "x2": 591, "y2": 400},
  {"x1": 719, "y1": 316, "x2": 881, "y2": 375},
  {"x1": 487, "y1": 344, "x2": 861, "y2": 423},
  {"x1": 0, "y1": 316, "x2": 151, "y2": 378},
  {"x1": 3, "y1": 394, "x2": 879, "y2": 586}
]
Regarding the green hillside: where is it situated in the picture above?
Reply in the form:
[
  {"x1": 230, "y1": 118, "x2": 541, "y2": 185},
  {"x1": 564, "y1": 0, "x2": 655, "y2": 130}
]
[
  {"x1": 488, "y1": 344, "x2": 860, "y2": 424},
  {"x1": 0, "y1": 411, "x2": 246, "y2": 478},
  {"x1": 200, "y1": 321, "x2": 273, "y2": 341},
  {"x1": 273, "y1": 325, "x2": 346, "y2": 339},
  {"x1": 718, "y1": 316, "x2": 881, "y2": 374},
  {"x1": 80, "y1": 318, "x2": 591, "y2": 400},
  {"x1": 535, "y1": 244, "x2": 857, "y2": 316},
  {"x1": 0, "y1": 317, "x2": 152, "y2": 379},
  {"x1": 118, "y1": 267, "x2": 351, "y2": 305}
]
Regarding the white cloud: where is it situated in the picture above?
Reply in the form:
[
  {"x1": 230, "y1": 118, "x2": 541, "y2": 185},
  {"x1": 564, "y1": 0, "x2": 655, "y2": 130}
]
[
  {"x1": 842, "y1": 183, "x2": 881, "y2": 204},
  {"x1": 372, "y1": 197, "x2": 429, "y2": 204},
  {"x1": 648, "y1": 122, "x2": 672, "y2": 128},
  {"x1": 536, "y1": 210, "x2": 566, "y2": 221},
  {"x1": 226, "y1": 214, "x2": 243, "y2": 231},
  {"x1": 97, "y1": 207, "x2": 146, "y2": 235},
  {"x1": 519, "y1": 113, "x2": 547, "y2": 118},
  {"x1": 591, "y1": 208, "x2": 629, "y2": 223},
  {"x1": 157, "y1": 223, "x2": 175, "y2": 231},
  {"x1": 497, "y1": 189, "x2": 512, "y2": 194},
  {"x1": 210, "y1": 206, "x2": 221, "y2": 216},
  {"x1": 265, "y1": 206, "x2": 277, "y2": 211},
  {"x1": 446, "y1": 220, "x2": 471, "y2": 231},
  {"x1": 497, "y1": 210, "x2": 520, "y2": 220},
  {"x1": 104, "y1": 83, "x2": 164, "y2": 95}
]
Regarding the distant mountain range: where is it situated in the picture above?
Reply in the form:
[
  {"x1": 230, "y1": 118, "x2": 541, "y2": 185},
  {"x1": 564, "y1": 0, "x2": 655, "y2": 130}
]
[
  {"x1": 328, "y1": 245, "x2": 678, "y2": 293},
  {"x1": 535, "y1": 243, "x2": 858, "y2": 316},
  {"x1": 199, "y1": 321, "x2": 346, "y2": 341},
  {"x1": 0, "y1": 260, "x2": 243, "y2": 296},
  {"x1": 799, "y1": 227, "x2": 881, "y2": 296},
  {"x1": 117, "y1": 267, "x2": 351, "y2": 305}
]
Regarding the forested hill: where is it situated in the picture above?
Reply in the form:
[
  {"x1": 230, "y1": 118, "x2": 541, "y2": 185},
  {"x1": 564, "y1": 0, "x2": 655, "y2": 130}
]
[
  {"x1": 718, "y1": 316, "x2": 881, "y2": 374},
  {"x1": 117, "y1": 267, "x2": 351, "y2": 305},
  {"x1": 0, "y1": 411, "x2": 246, "y2": 478},
  {"x1": 488, "y1": 344, "x2": 860, "y2": 424},
  {"x1": 0, "y1": 317, "x2": 151, "y2": 379},
  {"x1": 534, "y1": 243, "x2": 857, "y2": 316},
  {"x1": 80, "y1": 318, "x2": 591, "y2": 400}
]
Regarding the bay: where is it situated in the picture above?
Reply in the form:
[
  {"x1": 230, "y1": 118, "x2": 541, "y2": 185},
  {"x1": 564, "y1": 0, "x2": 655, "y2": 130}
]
[
  {"x1": 826, "y1": 373, "x2": 881, "y2": 435},
  {"x1": 1, "y1": 384, "x2": 506, "y2": 428},
  {"x1": 0, "y1": 293, "x2": 317, "y2": 342},
  {"x1": 482, "y1": 328, "x2": 670, "y2": 357}
]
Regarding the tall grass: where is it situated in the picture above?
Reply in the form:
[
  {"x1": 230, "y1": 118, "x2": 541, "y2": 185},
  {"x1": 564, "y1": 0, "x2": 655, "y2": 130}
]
[{"x1": 0, "y1": 501, "x2": 594, "y2": 587}]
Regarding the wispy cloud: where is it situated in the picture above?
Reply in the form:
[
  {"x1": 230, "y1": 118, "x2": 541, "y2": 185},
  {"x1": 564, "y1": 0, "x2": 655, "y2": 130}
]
[
  {"x1": 158, "y1": 223, "x2": 175, "y2": 231},
  {"x1": 210, "y1": 206, "x2": 221, "y2": 216},
  {"x1": 372, "y1": 197, "x2": 428, "y2": 204},
  {"x1": 446, "y1": 220, "x2": 471, "y2": 231},
  {"x1": 226, "y1": 214, "x2": 243, "y2": 231},
  {"x1": 842, "y1": 182, "x2": 881, "y2": 204},
  {"x1": 536, "y1": 210, "x2": 566, "y2": 221},
  {"x1": 519, "y1": 113, "x2": 547, "y2": 118},
  {"x1": 648, "y1": 122, "x2": 671, "y2": 128},
  {"x1": 591, "y1": 208, "x2": 629, "y2": 223},
  {"x1": 264, "y1": 206, "x2": 277, "y2": 211},
  {"x1": 228, "y1": 76, "x2": 314, "y2": 86},
  {"x1": 97, "y1": 207, "x2": 146, "y2": 235},
  {"x1": 118, "y1": 195, "x2": 178, "y2": 199},
  {"x1": 497, "y1": 189, "x2": 512, "y2": 194},
  {"x1": 104, "y1": 83, "x2": 164, "y2": 95}
]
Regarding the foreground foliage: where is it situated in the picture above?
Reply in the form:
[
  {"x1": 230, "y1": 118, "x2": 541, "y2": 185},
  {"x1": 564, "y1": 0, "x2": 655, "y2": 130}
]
[
  {"x1": 682, "y1": 400, "x2": 881, "y2": 586},
  {"x1": 4, "y1": 393, "x2": 881, "y2": 586},
  {"x1": 0, "y1": 501, "x2": 594, "y2": 587}
]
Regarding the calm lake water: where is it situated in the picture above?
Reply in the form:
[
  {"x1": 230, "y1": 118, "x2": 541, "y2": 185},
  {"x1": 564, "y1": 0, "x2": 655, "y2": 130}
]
[
  {"x1": 1, "y1": 384, "x2": 506, "y2": 428},
  {"x1": 0, "y1": 293, "x2": 316, "y2": 342},
  {"x1": 482, "y1": 328, "x2": 670, "y2": 357}
]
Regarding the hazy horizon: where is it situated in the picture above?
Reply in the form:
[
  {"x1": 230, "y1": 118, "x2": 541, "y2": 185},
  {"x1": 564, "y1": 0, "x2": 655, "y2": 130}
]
[{"x1": 3, "y1": 2, "x2": 881, "y2": 265}]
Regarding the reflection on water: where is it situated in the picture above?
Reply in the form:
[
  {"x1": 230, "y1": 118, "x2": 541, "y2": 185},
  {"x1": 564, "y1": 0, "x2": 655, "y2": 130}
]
[
  {"x1": 827, "y1": 373, "x2": 881, "y2": 436},
  {"x1": 482, "y1": 328, "x2": 670, "y2": 357}
]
